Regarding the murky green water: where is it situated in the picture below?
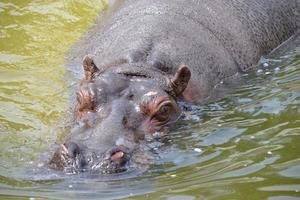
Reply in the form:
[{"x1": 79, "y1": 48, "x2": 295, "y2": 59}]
[{"x1": 0, "y1": 1, "x2": 299, "y2": 200}]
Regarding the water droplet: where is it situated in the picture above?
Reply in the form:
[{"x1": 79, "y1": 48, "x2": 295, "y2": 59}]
[
  {"x1": 153, "y1": 132, "x2": 162, "y2": 137},
  {"x1": 263, "y1": 63, "x2": 269, "y2": 67},
  {"x1": 194, "y1": 148, "x2": 202, "y2": 153},
  {"x1": 265, "y1": 71, "x2": 271, "y2": 75},
  {"x1": 257, "y1": 69, "x2": 263, "y2": 74},
  {"x1": 191, "y1": 115, "x2": 201, "y2": 121},
  {"x1": 274, "y1": 67, "x2": 280, "y2": 73}
]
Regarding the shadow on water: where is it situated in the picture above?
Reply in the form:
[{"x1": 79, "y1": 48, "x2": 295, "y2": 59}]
[{"x1": 0, "y1": 1, "x2": 300, "y2": 200}]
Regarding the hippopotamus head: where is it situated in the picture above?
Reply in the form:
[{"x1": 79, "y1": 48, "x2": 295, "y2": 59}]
[{"x1": 49, "y1": 55, "x2": 191, "y2": 174}]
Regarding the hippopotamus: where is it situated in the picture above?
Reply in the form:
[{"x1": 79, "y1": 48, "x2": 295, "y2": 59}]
[{"x1": 49, "y1": 0, "x2": 299, "y2": 174}]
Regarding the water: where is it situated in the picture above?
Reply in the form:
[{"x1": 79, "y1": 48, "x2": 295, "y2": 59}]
[{"x1": 0, "y1": 1, "x2": 299, "y2": 199}]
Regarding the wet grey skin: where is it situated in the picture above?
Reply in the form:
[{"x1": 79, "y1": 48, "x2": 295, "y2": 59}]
[{"x1": 50, "y1": 0, "x2": 299, "y2": 174}]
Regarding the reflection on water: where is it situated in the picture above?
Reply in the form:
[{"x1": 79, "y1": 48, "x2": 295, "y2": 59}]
[{"x1": 0, "y1": 1, "x2": 300, "y2": 200}]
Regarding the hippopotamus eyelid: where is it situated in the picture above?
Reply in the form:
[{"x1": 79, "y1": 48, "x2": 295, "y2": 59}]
[
  {"x1": 151, "y1": 104, "x2": 173, "y2": 122},
  {"x1": 159, "y1": 104, "x2": 172, "y2": 114}
]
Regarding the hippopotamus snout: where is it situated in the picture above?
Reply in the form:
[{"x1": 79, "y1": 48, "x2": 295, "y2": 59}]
[
  {"x1": 49, "y1": 98, "x2": 141, "y2": 174},
  {"x1": 50, "y1": 142, "x2": 131, "y2": 174}
]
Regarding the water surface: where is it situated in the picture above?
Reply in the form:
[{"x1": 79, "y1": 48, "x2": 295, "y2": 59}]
[{"x1": 0, "y1": 1, "x2": 300, "y2": 199}]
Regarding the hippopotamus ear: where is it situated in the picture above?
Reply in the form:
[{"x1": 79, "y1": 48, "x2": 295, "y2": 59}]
[
  {"x1": 170, "y1": 65, "x2": 191, "y2": 96},
  {"x1": 82, "y1": 54, "x2": 99, "y2": 81}
]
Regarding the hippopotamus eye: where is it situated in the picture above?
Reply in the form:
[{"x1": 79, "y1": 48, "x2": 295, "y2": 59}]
[
  {"x1": 159, "y1": 104, "x2": 172, "y2": 115},
  {"x1": 152, "y1": 102, "x2": 173, "y2": 122}
]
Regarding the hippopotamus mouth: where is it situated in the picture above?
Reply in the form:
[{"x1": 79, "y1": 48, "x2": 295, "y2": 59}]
[{"x1": 49, "y1": 55, "x2": 191, "y2": 174}]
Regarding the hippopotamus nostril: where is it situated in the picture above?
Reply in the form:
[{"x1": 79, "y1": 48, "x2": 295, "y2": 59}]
[
  {"x1": 110, "y1": 149, "x2": 127, "y2": 165},
  {"x1": 61, "y1": 142, "x2": 81, "y2": 158},
  {"x1": 49, "y1": 142, "x2": 86, "y2": 171},
  {"x1": 111, "y1": 151, "x2": 124, "y2": 160},
  {"x1": 106, "y1": 147, "x2": 129, "y2": 167}
]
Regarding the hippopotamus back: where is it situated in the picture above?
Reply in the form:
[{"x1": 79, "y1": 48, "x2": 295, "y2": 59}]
[{"x1": 69, "y1": 0, "x2": 299, "y2": 101}]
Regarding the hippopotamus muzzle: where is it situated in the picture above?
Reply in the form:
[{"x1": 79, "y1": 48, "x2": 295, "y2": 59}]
[{"x1": 50, "y1": 142, "x2": 131, "y2": 174}]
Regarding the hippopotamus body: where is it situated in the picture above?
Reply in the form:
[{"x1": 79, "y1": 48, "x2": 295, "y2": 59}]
[{"x1": 50, "y1": 0, "x2": 299, "y2": 174}]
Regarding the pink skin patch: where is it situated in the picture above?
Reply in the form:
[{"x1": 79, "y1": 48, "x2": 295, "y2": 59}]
[{"x1": 111, "y1": 151, "x2": 124, "y2": 161}]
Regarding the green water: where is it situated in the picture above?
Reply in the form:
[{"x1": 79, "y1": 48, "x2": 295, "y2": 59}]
[{"x1": 0, "y1": 1, "x2": 299, "y2": 200}]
